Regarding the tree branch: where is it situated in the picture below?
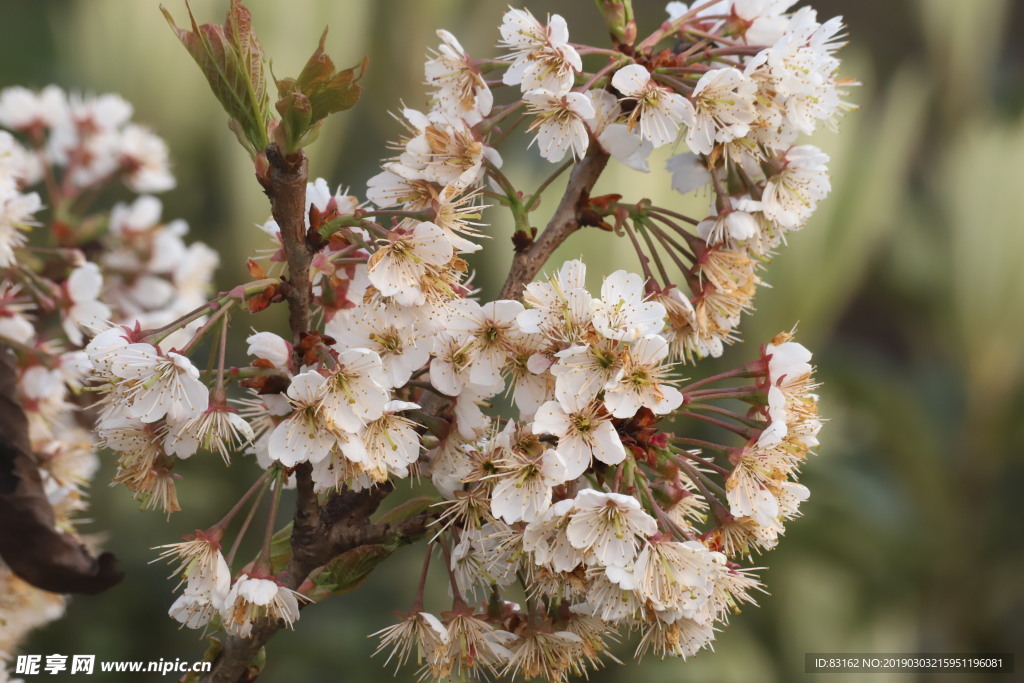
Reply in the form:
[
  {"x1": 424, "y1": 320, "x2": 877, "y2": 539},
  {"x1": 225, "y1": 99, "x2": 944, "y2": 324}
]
[
  {"x1": 204, "y1": 143, "x2": 434, "y2": 681},
  {"x1": 262, "y1": 144, "x2": 312, "y2": 349},
  {"x1": 498, "y1": 147, "x2": 610, "y2": 300},
  {"x1": 0, "y1": 349, "x2": 122, "y2": 595},
  {"x1": 201, "y1": 488, "x2": 430, "y2": 683}
]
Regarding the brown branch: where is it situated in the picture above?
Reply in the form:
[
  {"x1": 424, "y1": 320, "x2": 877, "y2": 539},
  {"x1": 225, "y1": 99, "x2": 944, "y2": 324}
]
[
  {"x1": 262, "y1": 143, "x2": 312, "y2": 349},
  {"x1": 498, "y1": 147, "x2": 610, "y2": 300},
  {"x1": 201, "y1": 486, "x2": 430, "y2": 683},
  {"x1": 0, "y1": 349, "x2": 122, "y2": 595},
  {"x1": 255, "y1": 142, "x2": 328, "y2": 598},
  {"x1": 204, "y1": 142, "x2": 433, "y2": 682}
]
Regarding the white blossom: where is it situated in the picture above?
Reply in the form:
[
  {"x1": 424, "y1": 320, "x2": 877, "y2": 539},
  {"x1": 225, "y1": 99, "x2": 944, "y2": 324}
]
[
  {"x1": 320, "y1": 348, "x2": 389, "y2": 433},
  {"x1": 761, "y1": 145, "x2": 831, "y2": 231},
  {"x1": 593, "y1": 270, "x2": 666, "y2": 342},
  {"x1": 684, "y1": 67, "x2": 758, "y2": 155},
  {"x1": 267, "y1": 371, "x2": 337, "y2": 467},
  {"x1": 425, "y1": 30, "x2": 492, "y2": 126},
  {"x1": 604, "y1": 334, "x2": 683, "y2": 418},
  {"x1": 62, "y1": 262, "x2": 111, "y2": 345},
  {"x1": 109, "y1": 344, "x2": 208, "y2": 423},
  {"x1": 367, "y1": 221, "x2": 453, "y2": 306},
  {"x1": 566, "y1": 489, "x2": 657, "y2": 568},
  {"x1": 612, "y1": 65, "x2": 692, "y2": 148},
  {"x1": 222, "y1": 575, "x2": 302, "y2": 638},
  {"x1": 246, "y1": 331, "x2": 291, "y2": 370},
  {"x1": 585, "y1": 89, "x2": 653, "y2": 172},
  {"x1": 532, "y1": 393, "x2": 625, "y2": 480},
  {"x1": 499, "y1": 9, "x2": 582, "y2": 94},
  {"x1": 523, "y1": 89, "x2": 595, "y2": 163},
  {"x1": 491, "y1": 447, "x2": 566, "y2": 524}
]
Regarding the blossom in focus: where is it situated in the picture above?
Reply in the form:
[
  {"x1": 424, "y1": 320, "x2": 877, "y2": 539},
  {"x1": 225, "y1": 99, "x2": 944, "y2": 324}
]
[{"x1": 612, "y1": 65, "x2": 692, "y2": 148}]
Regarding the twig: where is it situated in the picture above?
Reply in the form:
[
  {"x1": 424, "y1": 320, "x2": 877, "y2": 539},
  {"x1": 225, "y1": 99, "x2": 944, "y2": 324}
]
[{"x1": 499, "y1": 146, "x2": 610, "y2": 299}]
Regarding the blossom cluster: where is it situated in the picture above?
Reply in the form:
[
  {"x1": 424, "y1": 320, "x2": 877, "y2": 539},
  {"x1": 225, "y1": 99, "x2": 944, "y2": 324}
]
[
  {"x1": 0, "y1": 85, "x2": 216, "y2": 673},
  {"x1": 1, "y1": 0, "x2": 851, "y2": 679}
]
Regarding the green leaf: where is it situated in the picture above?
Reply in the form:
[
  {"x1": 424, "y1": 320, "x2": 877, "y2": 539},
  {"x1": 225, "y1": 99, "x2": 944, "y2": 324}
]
[
  {"x1": 296, "y1": 31, "x2": 366, "y2": 123},
  {"x1": 273, "y1": 28, "x2": 366, "y2": 152},
  {"x1": 374, "y1": 495, "x2": 440, "y2": 525},
  {"x1": 274, "y1": 91, "x2": 313, "y2": 153},
  {"x1": 269, "y1": 521, "x2": 293, "y2": 572},
  {"x1": 306, "y1": 542, "x2": 396, "y2": 601},
  {"x1": 162, "y1": 0, "x2": 270, "y2": 153}
]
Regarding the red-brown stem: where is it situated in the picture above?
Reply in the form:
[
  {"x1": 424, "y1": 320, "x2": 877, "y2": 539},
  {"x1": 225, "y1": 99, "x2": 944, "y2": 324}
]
[
  {"x1": 635, "y1": 220, "x2": 672, "y2": 284},
  {"x1": 578, "y1": 59, "x2": 621, "y2": 92},
  {"x1": 672, "y1": 447, "x2": 731, "y2": 475},
  {"x1": 255, "y1": 476, "x2": 284, "y2": 573},
  {"x1": 676, "y1": 409, "x2": 759, "y2": 440},
  {"x1": 210, "y1": 469, "x2": 273, "y2": 535},
  {"x1": 410, "y1": 543, "x2": 435, "y2": 613},
  {"x1": 647, "y1": 219, "x2": 697, "y2": 262},
  {"x1": 225, "y1": 481, "x2": 270, "y2": 567},
  {"x1": 177, "y1": 299, "x2": 235, "y2": 355},
  {"x1": 677, "y1": 366, "x2": 750, "y2": 393},
  {"x1": 687, "y1": 386, "x2": 761, "y2": 400},
  {"x1": 438, "y1": 537, "x2": 467, "y2": 611},
  {"x1": 635, "y1": 471, "x2": 695, "y2": 542},
  {"x1": 623, "y1": 221, "x2": 659, "y2": 287},
  {"x1": 636, "y1": 0, "x2": 724, "y2": 54},
  {"x1": 264, "y1": 144, "x2": 312, "y2": 349},
  {"x1": 526, "y1": 159, "x2": 574, "y2": 212},
  {"x1": 146, "y1": 294, "x2": 229, "y2": 346},
  {"x1": 213, "y1": 316, "x2": 229, "y2": 400},
  {"x1": 649, "y1": 206, "x2": 701, "y2": 226},
  {"x1": 685, "y1": 402, "x2": 765, "y2": 430},
  {"x1": 666, "y1": 452, "x2": 729, "y2": 504},
  {"x1": 642, "y1": 223, "x2": 694, "y2": 283}
]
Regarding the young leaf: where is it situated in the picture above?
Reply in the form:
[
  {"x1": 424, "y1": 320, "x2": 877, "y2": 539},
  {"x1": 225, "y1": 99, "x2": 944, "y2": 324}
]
[
  {"x1": 374, "y1": 496, "x2": 440, "y2": 525},
  {"x1": 305, "y1": 543, "x2": 396, "y2": 600},
  {"x1": 274, "y1": 29, "x2": 366, "y2": 152},
  {"x1": 268, "y1": 521, "x2": 293, "y2": 572},
  {"x1": 162, "y1": 0, "x2": 270, "y2": 153}
]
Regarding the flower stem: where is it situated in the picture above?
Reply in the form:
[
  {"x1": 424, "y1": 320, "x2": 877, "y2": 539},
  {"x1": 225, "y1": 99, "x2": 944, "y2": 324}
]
[
  {"x1": 256, "y1": 471, "x2": 285, "y2": 572},
  {"x1": 526, "y1": 159, "x2": 574, "y2": 213},
  {"x1": 212, "y1": 469, "x2": 273, "y2": 535},
  {"x1": 636, "y1": 221, "x2": 676, "y2": 284},
  {"x1": 178, "y1": 299, "x2": 236, "y2": 356},
  {"x1": 676, "y1": 409, "x2": 759, "y2": 440},
  {"x1": 438, "y1": 537, "x2": 467, "y2": 611},
  {"x1": 225, "y1": 480, "x2": 271, "y2": 566},
  {"x1": 677, "y1": 366, "x2": 750, "y2": 393},
  {"x1": 635, "y1": 471, "x2": 695, "y2": 542},
  {"x1": 685, "y1": 402, "x2": 766, "y2": 430},
  {"x1": 410, "y1": 543, "x2": 435, "y2": 612},
  {"x1": 670, "y1": 446, "x2": 731, "y2": 475},
  {"x1": 623, "y1": 220, "x2": 659, "y2": 287}
]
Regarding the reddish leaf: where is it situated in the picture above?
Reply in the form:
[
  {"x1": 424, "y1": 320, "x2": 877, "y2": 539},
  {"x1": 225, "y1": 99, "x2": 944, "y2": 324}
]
[
  {"x1": 274, "y1": 29, "x2": 366, "y2": 152},
  {"x1": 162, "y1": 0, "x2": 270, "y2": 152}
]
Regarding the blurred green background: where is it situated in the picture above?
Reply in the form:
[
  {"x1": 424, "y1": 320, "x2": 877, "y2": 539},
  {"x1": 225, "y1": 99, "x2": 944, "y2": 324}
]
[{"x1": 3, "y1": 0, "x2": 1023, "y2": 681}]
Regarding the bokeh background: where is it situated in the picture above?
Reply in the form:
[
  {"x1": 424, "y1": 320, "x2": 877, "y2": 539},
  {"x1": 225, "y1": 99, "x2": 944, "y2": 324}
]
[{"x1": 2, "y1": 0, "x2": 1023, "y2": 681}]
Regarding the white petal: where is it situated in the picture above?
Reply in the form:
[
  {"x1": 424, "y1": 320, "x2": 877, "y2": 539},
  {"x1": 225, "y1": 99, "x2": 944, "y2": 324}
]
[{"x1": 611, "y1": 64, "x2": 651, "y2": 97}]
